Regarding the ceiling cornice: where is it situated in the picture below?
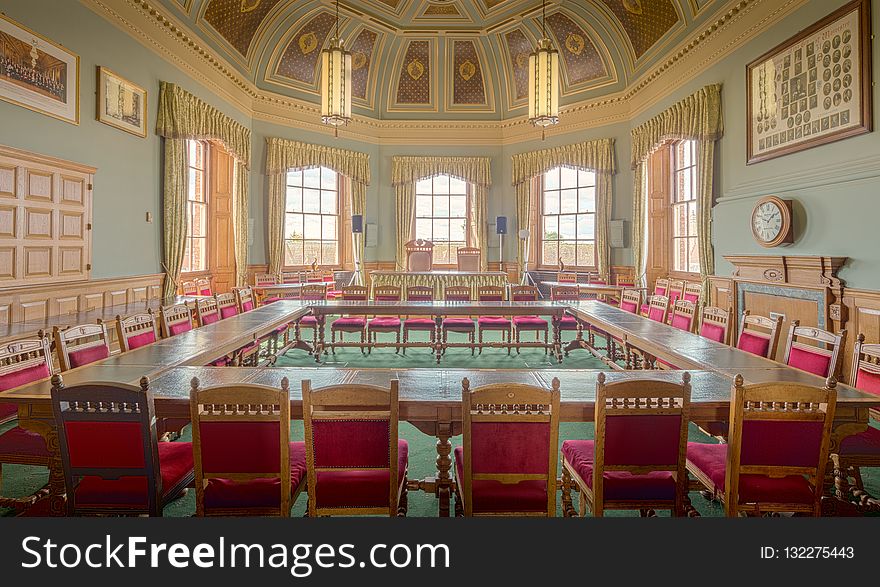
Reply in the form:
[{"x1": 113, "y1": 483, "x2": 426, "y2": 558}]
[{"x1": 81, "y1": 0, "x2": 805, "y2": 146}]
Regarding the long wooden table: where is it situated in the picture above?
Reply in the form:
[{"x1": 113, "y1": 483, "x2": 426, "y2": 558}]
[
  {"x1": 251, "y1": 282, "x2": 336, "y2": 304},
  {"x1": 370, "y1": 270, "x2": 508, "y2": 299},
  {"x1": 540, "y1": 281, "x2": 623, "y2": 301}
]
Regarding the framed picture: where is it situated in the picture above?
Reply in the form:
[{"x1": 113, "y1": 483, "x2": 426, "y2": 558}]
[
  {"x1": 96, "y1": 66, "x2": 147, "y2": 137},
  {"x1": 0, "y1": 13, "x2": 79, "y2": 124},
  {"x1": 746, "y1": 0, "x2": 872, "y2": 164}
]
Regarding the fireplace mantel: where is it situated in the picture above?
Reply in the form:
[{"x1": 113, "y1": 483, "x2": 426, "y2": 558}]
[{"x1": 723, "y1": 255, "x2": 847, "y2": 289}]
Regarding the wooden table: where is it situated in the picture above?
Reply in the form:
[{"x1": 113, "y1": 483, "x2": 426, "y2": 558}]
[
  {"x1": 370, "y1": 270, "x2": 508, "y2": 299},
  {"x1": 251, "y1": 282, "x2": 336, "y2": 304},
  {"x1": 540, "y1": 281, "x2": 623, "y2": 300},
  {"x1": 307, "y1": 300, "x2": 570, "y2": 363}
]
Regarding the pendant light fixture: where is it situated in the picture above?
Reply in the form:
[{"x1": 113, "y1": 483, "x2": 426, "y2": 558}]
[
  {"x1": 528, "y1": 0, "x2": 559, "y2": 139},
  {"x1": 320, "y1": 0, "x2": 352, "y2": 137}
]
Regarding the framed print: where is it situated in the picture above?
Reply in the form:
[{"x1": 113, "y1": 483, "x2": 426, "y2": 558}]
[
  {"x1": 96, "y1": 66, "x2": 147, "y2": 137},
  {"x1": 746, "y1": 0, "x2": 872, "y2": 165},
  {"x1": 0, "y1": 13, "x2": 79, "y2": 124}
]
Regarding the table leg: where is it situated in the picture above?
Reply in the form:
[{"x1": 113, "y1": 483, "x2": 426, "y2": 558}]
[
  {"x1": 19, "y1": 415, "x2": 65, "y2": 516},
  {"x1": 552, "y1": 315, "x2": 562, "y2": 363},
  {"x1": 436, "y1": 421, "x2": 453, "y2": 517},
  {"x1": 434, "y1": 316, "x2": 443, "y2": 364},
  {"x1": 314, "y1": 315, "x2": 326, "y2": 364}
]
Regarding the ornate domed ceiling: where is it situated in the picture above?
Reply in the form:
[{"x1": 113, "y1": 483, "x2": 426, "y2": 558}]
[{"x1": 160, "y1": 0, "x2": 721, "y2": 120}]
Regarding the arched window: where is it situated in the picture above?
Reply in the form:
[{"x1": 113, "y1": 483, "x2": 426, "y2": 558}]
[{"x1": 414, "y1": 174, "x2": 471, "y2": 265}]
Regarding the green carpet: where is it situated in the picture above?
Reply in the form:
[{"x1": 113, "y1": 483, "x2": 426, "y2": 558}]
[{"x1": 2, "y1": 321, "x2": 877, "y2": 517}]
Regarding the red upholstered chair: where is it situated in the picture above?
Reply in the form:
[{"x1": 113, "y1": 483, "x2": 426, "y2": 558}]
[
  {"x1": 456, "y1": 247, "x2": 482, "y2": 272},
  {"x1": 735, "y1": 311, "x2": 783, "y2": 360},
  {"x1": 254, "y1": 273, "x2": 278, "y2": 287},
  {"x1": 280, "y1": 271, "x2": 301, "y2": 284},
  {"x1": 509, "y1": 285, "x2": 548, "y2": 354},
  {"x1": 562, "y1": 373, "x2": 691, "y2": 517},
  {"x1": 666, "y1": 279, "x2": 685, "y2": 308},
  {"x1": 687, "y1": 376, "x2": 837, "y2": 517},
  {"x1": 115, "y1": 312, "x2": 158, "y2": 352},
  {"x1": 189, "y1": 377, "x2": 305, "y2": 516},
  {"x1": 441, "y1": 285, "x2": 476, "y2": 356},
  {"x1": 646, "y1": 295, "x2": 670, "y2": 323},
  {"x1": 669, "y1": 299, "x2": 696, "y2": 333},
  {"x1": 53, "y1": 323, "x2": 111, "y2": 372},
  {"x1": 195, "y1": 277, "x2": 212, "y2": 296},
  {"x1": 291, "y1": 283, "x2": 327, "y2": 354},
  {"x1": 682, "y1": 281, "x2": 701, "y2": 305},
  {"x1": 214, "y1": 293, "x2": 260, "y2": 367},
  {"x1": 235, "y1": 287, "x2": 257, "y2": 313},
  {"x1": 180, "y1": 280, "x2": 199, "y2": 296},
  {"x1": 0, "y1": 336, "x2": 52, "y2": 510},
  {"x1": 216, "y1": 292, "x2": 239, "y2": 320},
  {"x1": 405, "y1": 239, "x2": 434, "y2": 272},
  {"x1": 330, "y1": 285, "x2": 369, "y2": 354},
  {"x1": 195, "y1": 296, "x2": 221, "y2": 327},
  {"x1": 402, "y1": 285, "x2": 436, "y2": 354},
  {"x1": 557, "y1": 272, "x2": 578, "y2": 285},
  {"x1": 368, "y1": 285, "x2": 402, "y2": 353},
  {"x1": 51, "y1": 374, "x2": 194, "y2": 516},
  {"x1": 699, "y1": 306, "x2": 732, "y2": 345},
  {"x1": 550, "y1": 286, "x2": 581, "y2": 352},
  {"x1": 158, "y1": 304, "x2": 194, "y2": 338},
  {"x1": 454, "y1": 377, "x2": 560, "y2": 516},
  {"x1": 641, "y1": 278, "x2": 669, "y2": 315},
  {"x1": 832, "y1": 334, "x2": 880, "y2": 493},
  {"x1": 782, "y1": 321, "x2": 845, "y2": 379},
  {"x1": 476, "y1": 285, "x2": 511, "y2": 355},
  {"x1": 301, "y1": 379, "x2": 408, "y2": 516}
]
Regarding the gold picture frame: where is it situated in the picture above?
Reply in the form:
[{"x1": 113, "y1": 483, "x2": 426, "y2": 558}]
[
  {"x1": 0, "y1": 13, "x2": 80, "y2": 124},
  {"x1": 96, "y1": 66, "x2": 147, "y2": 138}
]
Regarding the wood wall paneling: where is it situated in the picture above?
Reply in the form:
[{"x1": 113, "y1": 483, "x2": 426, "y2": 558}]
[{"x1": 208, "y1": 145, "x2": 236, "y2": 294}]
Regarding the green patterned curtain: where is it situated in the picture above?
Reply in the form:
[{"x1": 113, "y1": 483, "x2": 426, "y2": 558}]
[
  {"x1": 232, "y1": 161, "x2": 249, "y2": 287},
  {"x1": 510, "y1": 139, "x2": 616, "y2": 280},
  {"x1": 630, "y1": 84, "x2": 723, "y2": 291},
  {"x1": 161, "y1": 139, "x2": 188, "y2": 299}
]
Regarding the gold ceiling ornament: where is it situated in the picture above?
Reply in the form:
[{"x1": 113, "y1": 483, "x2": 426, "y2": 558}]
[
  {"x1": 565, "y1": 33, "x2": 585, "y2": 55},
  {"x1": 623, "y1": 0, "x2": 644, "y2": 15},
  {"x1": 528, "y1": 0, "x2": 559, "y2": 139},
  {"x1": 515, "y1": 52, "x2": 529, "y2": 68},
  {"x1": 352, "y1": 51, "x2": 368, "y2": 70},
  {"x1": 407, "y1": 58, "x2": 425, "y2": 80},
  {"x1": 321, "y1": 0, "x2": 352, "y2": 136},
  {"x1": 240, "y1": 0, "x2": 261, "y2": 13},
  {"x1": 299, "y1": 32, "x2": 318, "y2": 55},
  {"x1": 459, "y1": 59, "x2": 476, "y2": 81}
]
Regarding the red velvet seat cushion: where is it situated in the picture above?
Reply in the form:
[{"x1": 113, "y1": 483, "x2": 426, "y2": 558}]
[
  {"x1": 0, "y1": 426, "x2": 49, "y2": 458},
  {"x1": 639, "y1": 303, "x2": 650, "y2": 315},
  {"x1": 855, "y1": 368, "x2": 880, "y2": 396},
  {"x1": 685, "y1": 442, "x2": 727, "y2": 490},
  {"x1": 404, "y1": 318, "x2": 435, "y2": 328},
  {"x1": 73, "y1": 441, "x2": 194, "y2": 507},
  {"x1": 787, "y1": 346, "x2": 832, "y2": 377},
  {"x1": 126, "y1": 330, "x2": 156, "y2": 350},
  {"x1": 477, "y1": 316, "x2": 510, "y2": 327},
  {"x1": 512, "y1": 316, "x2": 547, "y2": 328},
  {"x1": 648, "y1": 307, "x2": 666, "y2": 322},
  {"x1": 453, "y1": 446, "x2": 548, "y2": 513},
  {"x1": 209, "y1": 357, "x2": 230, "y2": 367},
  {"x1": 621, "y1": 301, "x2": 638, "y2": 314},
  {"x1": 0, "y1": 362, "x2": 51, "y2": 392},
  {"x1": 737, "y1": 331, "x2": 771, "y2": 357},
  {"x1": 242, "y1": 301, "x2": 255, "y2": 312},
  {"x1": 332, "y1": 317, "x2": 367, "y2": 329},
  {"x1": 68, "y1": 344, "x2": 110, "y2": 368},
  {"x1": 262, "y1": 298, "x2": 280, "y2": 305},
  {"x1": 169, "y1": 322, "x2": 193, "y2": 336},
  {"x1": 369, "y1": 317, "x2": 401, "y2": 328},
  {"x1": 671, "y1": 314, "x2": 692, "y2": 331},
  {"x1": 700, "y1": 322, "x2": 725, "y2": 343},
  {"x1": 442, "y1": 318, "x2": 475, "y2": 329},
  {"x1": 204, "y1": 442, "x2": 307, "y2": 510},
  {"x1": 0, "y1": 403, "x2": 17, "y2": 421},
  {"x1": 314, "y1": 440, "x2": 408, "y2": 509},
  {"x1": 839, "y1": 426, "x2": 880, "y2": 456},
  {"x1": 558, "y1": 316, "x2": 578, "y2": 330},
  {"x1": 562, "y1": 440, "x2": 676, "y2": 502},
  {"x1": 200, "y1": 313, "x2": 220, "y2": 326},
  {"x1": 298, "y1": 316, "x2": 318, "y2": 326},
  {"x1": 199, "y1": 288, "x2": 212, "y2": 296}
]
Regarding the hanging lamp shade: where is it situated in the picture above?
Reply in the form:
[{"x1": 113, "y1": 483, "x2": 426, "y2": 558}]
[
  {"x1": 320, "y1": 37, "x2": 352, "y2": 127},
  {"x1": 528, "y1": 37, "x2": 559, "y2": 128}
]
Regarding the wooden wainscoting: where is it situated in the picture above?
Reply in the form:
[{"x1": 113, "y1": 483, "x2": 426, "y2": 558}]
[{"x1": 841, "y1": 288, "x2": 880, "y2": 384}]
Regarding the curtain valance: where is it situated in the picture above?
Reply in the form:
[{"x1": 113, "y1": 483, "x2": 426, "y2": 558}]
[
  {"x1": 265, "y1": 138, "x2": 371, "y2": 186},
  {"x1": 391, "y1": 156, "x2": 492, "y2": 187},
  {"x1": 511, "y1": 139, "x2": 616, "y2": 187}
]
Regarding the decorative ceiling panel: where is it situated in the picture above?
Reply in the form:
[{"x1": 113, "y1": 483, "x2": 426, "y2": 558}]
[
  {"x1": 274, "y1": 11, "x2": 339, "y2": 87},
  {"x1": 545, "y1": 11, "x2": 607, "y2": 87},
  {"x1": 349, "y1": 28, "x2": 380, "y2": 104},
  {"x1": 503, "y1": 28, "x2": 532, "y2": 103},
  {"x1": 202, "y1": 0, "x2": 282, "y2": 59},
  {"x1": 451, "y1": 40, "x2": 487, "y2": 106},
  {"x1": 599, "y1": 0, "x2": 681, "y2": 60},
  {"x1": 395, "y1": 40, "x2": 433, "y2": 106}
]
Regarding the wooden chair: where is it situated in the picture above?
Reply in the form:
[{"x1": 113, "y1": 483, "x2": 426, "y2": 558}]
[
  {"x1": 782, "y1": 321, "x2": 846, "y2": 379},
  {"x1": 51, "y1": 374, "x2": 194, "y2": 516},
  {"x1": 116, "y1": 311, "x2": 159, "y2": 352},
  {"x1": 301, "y1": 379, "x2": 408, "y2": 516},
  {"x1": 687, "y1": 375, "x2": 837, "y2": 517},
  {"x1": 699, "y1": 306, "x2": 732, "y2": 345},
  {"x1": 454, "y1": 377, "x2": 560, "y2": 516},
  {"x1": 189, "y1": 377, "x2": 306, "y2": 517},
  {"x1": 214, "y1": 293, "x2": 259, "y2": 367},
  {"x1": 402, "y1": 285, "x2": 435, "y2": 354},
  {"x1": 562, "y1": 372, "x2": 691, "y2": 517},
  {"x1": 476, "y1": 285, "x2": 511, "y2": 355},
  {"x1": 735, "y1": 311, "x2": 783, "y2": 360},
  {"x1": 181, "y1": 280, "x2": 198, "y2": 296},
  {"x1": 456, "y1": 247, "x2": 481, "y2": 272},
  {"x1": 646, "y1": 295, "x2": 670, "y2": 323},
  {"x1": 281, "y1": 271, "x2": 301, "y2": 284},
  {"x1": 0, "y1": 335, "x2": 52, "y2": 510},
  {"x1": 53, "y1": 323, "x2": 111, "y2": 372},
  {"x1": 215, "y1": 292, "x2": 239, "y2": 319},
  {"x1": 550, "y1": 286, "x2": 581, "y2": 352},
  {"x1": 832, "y1": 334, "x2": 880, "y2": 495},
  {"x1": 195, "y1": 277, "x2": 212, "y2": 296},
  {"x1": 670, "y1": 299, "x2": 697, "y2": 333},
  {"x1": 652, "y1": 278, "x2": 669, "y2": 297},
  {"x1": 682, "y1": 281, "x2": 701, "y2": 304},
  {"x1": 254, "y1": 273, "x2": 278, "y2": 287},
  {"x1": 557, "y1": 272, "x2": 578, "y2": 285},
  {"x1": 291, "y1": 283, "x2": 327, "y2": 354},
  {"x1": 441, "y1": 285, "x2": 475, "y2": 356},
  {"x1": 195, "y1": 296, "x2": 221, "y2": 327},
  {"x1": 330, "y1": 285, "x2": 369, "y2": 354},
  {"x1": 667, "y1": 279, "x2": 685, "y2": 307},
  {"x1": 405, "y1": 239, "x2": 434, "y2": 271},
  {"x1": 509, "y1": 285, "x2": 548, "y2": 354},
  {"x1": 158, "y1": 304, "x2": 194, "y2": 338},
  {"x1": 368, "y1": 285, "x2": 402, "y2": 353}
]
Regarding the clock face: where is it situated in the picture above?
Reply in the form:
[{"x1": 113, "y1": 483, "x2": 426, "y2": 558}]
[{"x1": 752, "y1": 201, "x2": 784, "y2": 243}]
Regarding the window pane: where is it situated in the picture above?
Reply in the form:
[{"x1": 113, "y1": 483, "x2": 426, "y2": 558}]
[
  {"x1": 558, "y1": 241, "x2": 576, "y2": 266},
  {"x1": 560, "y1": 189, "x2": 578, "y2": 214},
  {"x1": 433, "y1": 218, "x2": 450, "y2": 241},
  {"x1": 576, "y1": 241, "x2": 595, "y2": 266},
  {"x1": 191, "y1": 238, "x2": 206, "y2": 271},
  {"x1": 303, "y1": 167, "x2": 320, "y2": 188},
  {"x1": 559, "y1": 215, "x2": 576, "y2": 239},
  {"x1": 543, "y1": 216, "x2": 559, "y2": 240},
  {"x1": 544, "y1": 168, "x2": 559, "y2": 190},
  {"x1": 416, "y1": 195, "x2": 432, "y2": 217},
  {"x1": 415, "y1": 218, "x2": 432, "y2": 240},
  {"x1": 191, "y1": 203, "x2": 207, "y2": 238},
  {"x1": 676, "y1": 169, "x2": 693, "y2": 203},
  {"x1": 449, "y1": 195, "x2": 467, "y2": 217},
  {"x1": 321, "y1": 190, "x2": 336, "y2": 214},
  {"x1": 543, "y1": 190, "x2": 560, "y2": 215},
  {"x1": 303, "y1": 241, "x2": 322, "y2": 265},
  {"x1": 181, "y1": 240, "x2": 192, "y2": 273},
  {"x1": 284, "y1": 213, "x2": 304, "y2": 240},
  {"x1": 303, "y1": 215, "x2": 321, "y2": 239},
  {"x1": 321, "y1": 241, "x2": 338, "y2": 265},
  {"x1": 578, "y1": 169, "x2": 596, "y2": 186},
  {"x1": 673, "y1": 204, "x2": 687, "y2": 237},
  {"x1": 542, "y1": 241, "x2": 557, "y2": 266},
  {"x1": 187, "y1": 141, "x2": 199, "y2": 168},
  {"x1": 187, "y1": 169, "x2": 198, "y2": 201},
  {"x1": 677, "y1": 140, "x2": 693, "y2": 169},
  {"x1": 688, "y1": 238, "x2": 700, "y2": 273},
  {"x1": 303, "y1": 189, "x2": 321, "y2": 213},
  {"x1": 434, "y1": 174, "x2": 450, "y2": 194},
  {"x1": 285, "y1": 240, "x2": 304, "y2": 266},
  {"x1": 576, "y1": 214, "x2": 595, "y2": 239},
  {"x1": 416, "y1": 178, "x2": 432, "y2": 194},
  {"x1": 433, "y1": 195, "x2": 450, "y2": 217},
  {"x1": 287, "y1": 169, "x2": 303, "y2": 187},
  {"x1": 449, "y1": 219, "x2": 466, "y2": 242},
  {"x1": 688, "y1": 201, "x2": 698, "y2": 237},
  {"x1": 286, "y1": 187, "x2": 302, "y2": 212},
  {"x1": 449, "y1": 176, "x2": 466, "y2": 194},
  {"x1": 673, "y1": 238, "x2": 687, "y2": 272},
  {"x1": 560, "y1": 166, "x2": 578, "y2": 189},
  {"x1": 578, "y1": 188, "x2": 596, "y2": 212},
  {"x1": 321, "y1": 216, "x2": 337, "y2": 240},
  {"x1": 320, "y1": 168, "x2": 337, "y2": 190}
]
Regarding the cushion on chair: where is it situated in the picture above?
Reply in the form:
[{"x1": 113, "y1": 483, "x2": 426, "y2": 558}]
[
  {"x1": 68, "y1": 345, "x2": 110, "y2": 368},
  {"x1": 220, "y1": 306, "x2": 239, "y2": 319},
  {"x1": 404, "y1": 318, "x2": 435, "y2": 328},
  {"x1": 332, "y1": 317, "x2": 367, "y2": 329},
  {"x1": 442, "y1": 318, "x2": 475, "y2": 329},
  {"x1": 700, "y1": 322, "x2": 725, "y2": 343},
  {"x1": 558, "y1": 316, "x2": 579, "y2": 330},
  {"x1": 209, "y1": 357, "x2": 230, "y2": 367},
  {"x1": 683, "y1": 293, "x2": 700, "y2": 303},
  {"x1": 242, "y1": 301, "x2": 255, "y2": 312},
  {"x1": 671, "y1": 314, "x2": 692, "y2": 331},
  {"x1": 0, "y1": 426, "x2": 49, "y2": 459},
  {"x1": 126, "y1": 330, "x2": 157, "y2": 350},
  {"x1": 855, "y1": 368, "x2": 880, "y2": 397},
  {"x1": 313, "y1": 440, "x2": 408, "y2": 509},
  {"x1": 512, "y1": 316, "x2": 548, "y2": 329},
  {"x1": 200, "y1": 313, "x2": 220, "y2": 326},
  {"x1": 737, "y1": 331, "x2": 771, "y2": 357},
  {"x1": 73, "y1": 441, "x2": 194, "y2": 507},
  {"x1": 838, "y1": 426, "x2": 880, "y2": 456},
  {"x1": 477, "y1": 316, "x2": 510, "y2": 327},
  {"x1": 262, "y1": 298, "x2": 280, "y2": 305},
  {"x1": 561, "y1": 440, "x2": 676, "y2": 502},
  {"x1": 0, "y1": 362, "x2": 51, "y2": 392},
  {"x1": 741, "y1": 420, "x2": 824, "y2": 468},
  {"x1": 369, "y1": 317, "x2": 401, "y2": 328},
  {"x1": 169, "y1": 322, "x2": 193, "y2": 336},
  {"x1": 0, "y1": 403, "x2": 17, "y2": 421},
  {"x1": 620, "y1": 301, "x2": 638, "y2": 313},
  {"x1": 647, "y1": 307, "x2": 666, "y2": 322},
  {"x1": 298, "y1": 316, "x2": 318, "y2": 326},
  {"x1": 199, "y1": 288, "x2": 212, "y2": 296},
  {"x1": 639, "y1": 303, "x2": 650, "y2": 315},
  {"x1": 787, "y1": 346, "x2": 832, "y2": 377},
  {"x1": 685, "y1": 442, "x2": 727, "y2": 491},
  {"x1": 453, "y1": 446, "x2": 548, "y2": 513}
]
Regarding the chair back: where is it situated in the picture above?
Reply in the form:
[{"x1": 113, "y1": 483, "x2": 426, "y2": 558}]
[
  {"x1": 670, "y1": 300, "x2": 696, "y2": 332},
  {"x1": 340, "y1": 285, "x2": 369, "y2": 301},
  {"x1": 699, "y1": 306, "x2": 731, "y2": 345},
  {"x1": 852, "y1": 334, "x2": 880, "y2": 396},
  {"x1": 460, "y1": 377, "x2": 560, "y2": 516},
  {"x1": 557, "y1": 272, "x2": 578, "y2": 284},
  {"x1": 683, "y1": 282, "x2": 701, "y2": 304},
  {"x1": 647, "y1": 295, "x2": 670, "y2": 323},
  {"x1": 254, "y1": 273, "x2": 278, "y2": 287},
  {"x1": 652, "y1": 278, "x2": 669, "y2": 297},
  {"x1": 588, "y1": 273, "x2": 607, "y2": 285},
  {"x1": 216, "y1": 293, "x2": 239, "y2": 319},
  {"x1": 281, "y1": 272, "x2": 301, "y2": 284},
  {"x1": 592, "y1": 372, "x2": 691, "y2": 514},
  {"x1": 477, "y1": 285, "x2": 505, "y2": 302},
  {"x1": 300, "y1": 283, "x2": 328, "y2": 301},
  {"x1": 736, "y1": 311, "x2": 783, "y2": 360},
  {"x1": 783, "y1": 322, "x2": 845, "y2": 378},
  {"x1": 195, "y1": 277, "x2": 212, "y2": 296},
  {"x1": 181, "y1": 280, "x2": 198, "y2": 296},
  {"x1": 235, "y1": 287, "x2": 256, "y2": 312},
  {"x1": 159, "y1": 304, "x2": 194, "y2": 338},
  {"x1": 444, "y1": 285, "x2": 471, "y2": 301},
  {"x1": 305, "y1": 270, "x2": 323, "y2": 283},
  {"x1": 724, "y1": 376, "x2": 837, "y2": 517},
  {"x1": 195, "y1": 296, "x2": 221, "y2": 327},
  {"x1": 619, "y1": 289, "x2": 641, "y2": 314},
  {"x1": 667, "y1": 280, "x2": 685, "y2": 306},
  {"x1": 509, "y1": 285, "x2": 538, "y2": 302},
  {"x1": 116, "y1": 312, "x2": 158, "y2": 352},
  {"x1": 190, "y1": 377, "x2": 292, "y2": 516},
  {"x1": 302, "y1": 379, "x2": 401, "y2": 516},
  {"x1": 373, "y1": 285, "x2": 402, "y2": 302},
  {"x1": 54, "y1": 323, "x2": 111, "y2": 372},
  {"x1": 0, "y1": 335, "x2": 53, "y2": 393},
  {"x1": 615, "y1": 274, "x2": 635, "y2": 288},
  {"x1": 406, "y1": 285, "x2": 434, "y2": 302},
  {"x1": 550, "y1": 285, "x2": 579, "y2": 301},
  {"x1": 456, "y1": 247, "x2": 481, "y2": 272},
  {"x1": 51, "y1": 375, "x2": 166, "y2": 516},
  {"x1": 405, "y1": 239, "x2": 434, "y2": 271}
]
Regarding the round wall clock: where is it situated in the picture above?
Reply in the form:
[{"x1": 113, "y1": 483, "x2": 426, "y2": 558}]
[{"x1": 751, "y1": 195, "x2": 794, "y2": 247}]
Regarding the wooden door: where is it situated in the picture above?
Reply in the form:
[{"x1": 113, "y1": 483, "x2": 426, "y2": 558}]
[
  {"x1": 209, "y1": 145, "x2": 236, "y2": 293},
  {"x1": 645, "y1": 147, "x2": 670, "y2": 289}
]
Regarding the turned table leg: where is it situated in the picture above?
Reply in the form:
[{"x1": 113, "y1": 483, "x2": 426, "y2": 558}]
[
  {"x1": 434, "y1": 316, "x2": 443, "y2": 364},
  {"x1": 436, "y1": 421, "x2": 453, "y2": 517}
]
